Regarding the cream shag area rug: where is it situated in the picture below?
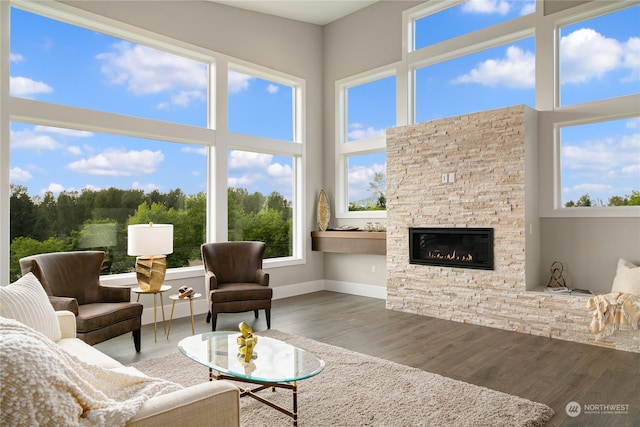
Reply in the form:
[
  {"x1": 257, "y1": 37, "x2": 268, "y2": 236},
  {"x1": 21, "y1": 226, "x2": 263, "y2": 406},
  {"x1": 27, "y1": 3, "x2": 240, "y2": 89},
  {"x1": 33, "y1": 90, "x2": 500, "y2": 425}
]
[{"x1": 130, "y1": 330, "x2": 554, "y2": 426}]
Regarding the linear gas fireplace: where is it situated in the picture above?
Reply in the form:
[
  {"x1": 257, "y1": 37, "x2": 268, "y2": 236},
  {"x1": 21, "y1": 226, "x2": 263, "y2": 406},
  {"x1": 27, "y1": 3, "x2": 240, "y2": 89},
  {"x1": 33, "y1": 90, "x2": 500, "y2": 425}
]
[{"x1": 409, "y1": 227, "x2": 494, "y2": 270}]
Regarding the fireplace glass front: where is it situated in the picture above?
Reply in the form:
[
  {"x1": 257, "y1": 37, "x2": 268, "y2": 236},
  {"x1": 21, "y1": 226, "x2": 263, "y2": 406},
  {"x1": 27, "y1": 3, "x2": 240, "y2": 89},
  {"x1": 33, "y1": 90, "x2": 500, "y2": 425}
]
[{"x1": 409, "y1": 227, "x2": 494, "y2": 270}]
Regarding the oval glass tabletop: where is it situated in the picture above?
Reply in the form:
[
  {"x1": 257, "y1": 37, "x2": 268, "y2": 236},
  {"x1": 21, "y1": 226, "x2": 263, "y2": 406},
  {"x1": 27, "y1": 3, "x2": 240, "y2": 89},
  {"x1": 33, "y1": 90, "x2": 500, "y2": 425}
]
[{"x1": 178, "y1": 332, "x2": 325, "y2": 383}]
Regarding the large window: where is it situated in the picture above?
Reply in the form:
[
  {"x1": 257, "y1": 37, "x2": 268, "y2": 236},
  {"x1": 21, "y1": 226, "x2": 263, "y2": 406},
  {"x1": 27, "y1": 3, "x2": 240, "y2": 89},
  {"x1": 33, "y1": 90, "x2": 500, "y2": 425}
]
[
  {"x1": 10, "y1": 7, "x2": 208, "y2": 126},
  {"x1": 4, "y1": 2, "x2": 305, "y2": 282},
  {"x1": 559, "y1": 117, "x2": 640, "y2": 208},
  {"x1": 337, "y1": 72, "x2": 395, "y2": 215},
  {"x1": 226, "y1": 67, "x2": 302, "y2": 257},
  {"x1": 415, "y1": 37, "x2": 535, "y2": 122}
]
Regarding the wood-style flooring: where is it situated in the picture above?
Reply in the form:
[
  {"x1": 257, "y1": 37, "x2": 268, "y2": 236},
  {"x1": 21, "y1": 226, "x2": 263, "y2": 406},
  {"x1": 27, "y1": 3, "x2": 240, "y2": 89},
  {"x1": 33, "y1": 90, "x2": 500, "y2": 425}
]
[{"x1": 95, "y1": 291, "x2": 640, "y2": 427}]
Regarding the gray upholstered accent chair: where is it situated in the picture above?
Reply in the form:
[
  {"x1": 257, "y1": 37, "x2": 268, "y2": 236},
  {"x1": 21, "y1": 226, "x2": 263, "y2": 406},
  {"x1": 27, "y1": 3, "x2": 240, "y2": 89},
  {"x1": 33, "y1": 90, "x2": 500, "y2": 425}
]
[
  {"x1": 201, "y1": 241, "x2": 272, "y2": 331},
  {"x1": 19, "y1": 251, "x2": 143, "y2": 352}
]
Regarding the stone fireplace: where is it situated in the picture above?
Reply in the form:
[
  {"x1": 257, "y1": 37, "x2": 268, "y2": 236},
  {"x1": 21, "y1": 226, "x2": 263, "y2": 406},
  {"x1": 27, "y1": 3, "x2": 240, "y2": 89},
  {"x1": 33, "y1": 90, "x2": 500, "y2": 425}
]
[
  {"x1": 409, "y1": 227, "x2": 494, "y2": 270},
  {"x1": 385, "y1": 105, "x2": 638, "y2": 353}
]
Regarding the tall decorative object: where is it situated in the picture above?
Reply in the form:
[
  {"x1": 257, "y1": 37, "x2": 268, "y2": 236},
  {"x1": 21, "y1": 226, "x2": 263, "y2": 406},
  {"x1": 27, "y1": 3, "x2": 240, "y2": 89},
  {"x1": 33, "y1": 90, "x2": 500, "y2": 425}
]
[
  {"x1": 237, "y1": 321, "x2": 258, "y2": 362},
  {"x1": 127, "y1": 223, "x2": 173, "y2": 292},
  {"x1": 317, "y1": 189, "x2": 330, "y2": 231}
]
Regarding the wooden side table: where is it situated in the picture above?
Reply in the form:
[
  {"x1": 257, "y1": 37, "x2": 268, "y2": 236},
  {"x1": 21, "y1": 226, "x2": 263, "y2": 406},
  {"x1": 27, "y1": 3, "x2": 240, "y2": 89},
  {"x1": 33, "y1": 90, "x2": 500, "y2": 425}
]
[
  {"x1": 166, "y1": 292, "x2": 202, "y2": 338},
  {"x1": 132, "y1": 285, "x2": 172, "y2": 343}
]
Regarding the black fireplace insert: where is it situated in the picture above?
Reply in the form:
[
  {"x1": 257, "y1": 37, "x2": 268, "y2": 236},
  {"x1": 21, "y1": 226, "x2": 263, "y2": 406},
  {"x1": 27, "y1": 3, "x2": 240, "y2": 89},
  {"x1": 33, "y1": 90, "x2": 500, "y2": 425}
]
[{"x1": 409, "y1": 227, "x2": 494, "y2": 270}]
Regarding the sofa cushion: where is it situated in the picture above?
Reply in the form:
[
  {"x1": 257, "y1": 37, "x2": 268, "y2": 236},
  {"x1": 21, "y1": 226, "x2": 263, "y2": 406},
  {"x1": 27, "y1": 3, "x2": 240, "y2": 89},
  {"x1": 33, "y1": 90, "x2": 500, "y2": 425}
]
[
  {"x1": 611, "y1": 259, "x2": 640, "y2": 295},
  {"x1": 0, "y1": 273, "x2": 61, "y2": 341},
  {"x1": 56, "y1": 337, "x2": 124, "y2": 369}
]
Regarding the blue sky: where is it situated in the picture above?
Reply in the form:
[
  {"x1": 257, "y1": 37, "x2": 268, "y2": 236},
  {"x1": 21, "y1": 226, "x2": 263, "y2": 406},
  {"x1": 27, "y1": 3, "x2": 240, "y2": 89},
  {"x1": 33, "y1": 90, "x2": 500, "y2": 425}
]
[{"x1": 8, "y1": 2, "x2": 640, "y2": 206}]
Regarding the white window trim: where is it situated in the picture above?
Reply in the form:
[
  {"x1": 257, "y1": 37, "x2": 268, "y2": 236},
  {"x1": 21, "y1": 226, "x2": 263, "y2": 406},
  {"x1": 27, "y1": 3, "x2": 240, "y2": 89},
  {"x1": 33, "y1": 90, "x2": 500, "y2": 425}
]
[{"x1": 335, "y1": 66, "x2": 396, "y2": 219}]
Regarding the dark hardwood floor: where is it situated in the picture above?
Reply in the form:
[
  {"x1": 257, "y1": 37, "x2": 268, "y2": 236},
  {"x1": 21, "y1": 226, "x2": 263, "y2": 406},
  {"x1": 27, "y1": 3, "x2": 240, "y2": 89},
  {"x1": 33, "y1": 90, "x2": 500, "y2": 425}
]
[{"x1": 95, "y1": 291, "x2": 640, "y2": 427}]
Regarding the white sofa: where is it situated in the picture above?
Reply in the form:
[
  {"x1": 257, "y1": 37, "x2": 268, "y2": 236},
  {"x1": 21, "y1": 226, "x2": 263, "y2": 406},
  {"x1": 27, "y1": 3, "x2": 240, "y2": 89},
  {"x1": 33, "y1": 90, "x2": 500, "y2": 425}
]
[
  {"x1": 55, "y1": 310, "x2": 240, "y2": 427},
  {"x1": 0, "y1": 273, "x2": 240, "y2": 427}
]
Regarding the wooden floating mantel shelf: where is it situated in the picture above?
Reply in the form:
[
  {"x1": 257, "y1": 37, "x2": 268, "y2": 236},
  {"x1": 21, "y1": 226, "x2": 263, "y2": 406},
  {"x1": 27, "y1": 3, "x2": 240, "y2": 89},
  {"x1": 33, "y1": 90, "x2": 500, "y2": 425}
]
[{"x1": 311, "y1": 231, "x2": 386, "y2": 255}]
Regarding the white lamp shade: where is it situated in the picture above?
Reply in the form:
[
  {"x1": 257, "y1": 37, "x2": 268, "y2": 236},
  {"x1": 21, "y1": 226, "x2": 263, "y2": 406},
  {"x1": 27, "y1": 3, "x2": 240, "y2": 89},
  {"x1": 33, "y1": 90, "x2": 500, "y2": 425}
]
[{"x1": 127, "y1": 224, "x2": 174, "y2": 256}]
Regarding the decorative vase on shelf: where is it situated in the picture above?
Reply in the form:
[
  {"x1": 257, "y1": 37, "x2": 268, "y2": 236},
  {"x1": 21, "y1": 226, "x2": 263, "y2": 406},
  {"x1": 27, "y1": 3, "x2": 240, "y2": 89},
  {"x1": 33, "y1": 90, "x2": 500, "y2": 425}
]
[{"x1": 317, "y1": 189, "x2": 330, "y2": 231}]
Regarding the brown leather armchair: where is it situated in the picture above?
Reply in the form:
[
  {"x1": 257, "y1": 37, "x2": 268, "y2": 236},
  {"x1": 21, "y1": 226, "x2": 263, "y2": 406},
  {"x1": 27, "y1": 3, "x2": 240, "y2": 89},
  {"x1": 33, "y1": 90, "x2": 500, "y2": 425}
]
[
  {"x1": 19, "y1": 251, "x2": 143, "y2": 352},
  {"x1": 201, "y1": 242, "x2": 272, "y2": 331}
]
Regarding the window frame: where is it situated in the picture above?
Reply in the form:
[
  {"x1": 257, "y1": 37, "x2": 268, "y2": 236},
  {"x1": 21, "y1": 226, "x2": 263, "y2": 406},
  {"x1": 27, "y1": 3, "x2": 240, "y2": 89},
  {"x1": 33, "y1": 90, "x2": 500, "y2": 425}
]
[
  {"x1": 538, "y1": 0, "x2": 640, "y2": 217},
  {"x1": 335, "y1": 66, "x2": 396, "y2": 219},
  {"x1": 1, "y1": 0, "x2": 307, "y2": 285}
]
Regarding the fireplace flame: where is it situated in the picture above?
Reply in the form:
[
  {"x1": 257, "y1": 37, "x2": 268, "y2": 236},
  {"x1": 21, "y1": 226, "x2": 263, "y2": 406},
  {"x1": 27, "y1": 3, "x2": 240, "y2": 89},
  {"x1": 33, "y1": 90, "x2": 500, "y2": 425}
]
[{"x1": 427, "y1": 250, "x2": 473, "y2": 262}]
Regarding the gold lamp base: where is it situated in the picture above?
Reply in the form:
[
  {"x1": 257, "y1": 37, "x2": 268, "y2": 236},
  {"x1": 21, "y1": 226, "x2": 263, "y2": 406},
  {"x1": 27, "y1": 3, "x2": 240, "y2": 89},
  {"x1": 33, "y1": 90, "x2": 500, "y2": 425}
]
[{"x1": 135, "y1": 256, "x2": 167, "y2": 292}]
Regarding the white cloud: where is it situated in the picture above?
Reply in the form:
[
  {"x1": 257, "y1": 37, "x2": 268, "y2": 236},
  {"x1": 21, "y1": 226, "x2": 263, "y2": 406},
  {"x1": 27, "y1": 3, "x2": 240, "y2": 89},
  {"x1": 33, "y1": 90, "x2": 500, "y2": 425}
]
[
  {"x1": 626, "y1": 117, "x2": 640, "y2": 129},
  {"x1": 452, "y1": 45, "x2": 535, "y2": 89},
  {"x1": 229, "y1": 150, "x2": 273, "y2": 170},
  {"x1": 267, "y1": 162, "x2": 292, "y2": 178},
  {"x1": 562, "y1": 132, "x2": 640, "y2": 179},
  {"x1": 228, "y1": 175, "x2": 253, "y2": 188},
  {"x1": 518, "y1": 1, "x2": 536, "y2": 16},
  {"x1": 42, "y1": 183, "x2": 66, "y2": 195},
  {"x1": 348, "y1": 123, "x2": 386, "y2": 140},
  {"x1": 66, "y1": 146, "x2": 82, "y2": 156},
  {"x1": 9, "y1": 76, "x2": 53, "y2": 98},
  {"x1": 67, "y1": 149, "x2": 164, "y2": 177},
  {"x1": 97, "y1": 41, "x2": 207, "y2": 108},
  {"x1": 266, "y1": 84, "x2": 279, "y2": 94},
  {"x1": 348, "y1": 162, "x2": 386, "y2": 199},
  {"x1": 10, "y1": 167, "x2": 32, "y2": 182},
  {"x1": 10, "y1": 128, "x2": 61, "y2": 151},
  {"x1": 462, "y1": 0, "x2": 511, "y2": 15},
  {"x1": 132, "y1": 181, "x2": 160, "y2": 192},
  {"x1": 228, "y1": 70, "x2": 253, "y2": 94},
  {"x1": 10, "y1": 53, "x2": 25, "y2": 63},
  {"x1": 181, "y1": 146, "x2": 207, "y2": 156},
  {"x1": 560, "y1": 29, "x2": 638, "y2": 84}
]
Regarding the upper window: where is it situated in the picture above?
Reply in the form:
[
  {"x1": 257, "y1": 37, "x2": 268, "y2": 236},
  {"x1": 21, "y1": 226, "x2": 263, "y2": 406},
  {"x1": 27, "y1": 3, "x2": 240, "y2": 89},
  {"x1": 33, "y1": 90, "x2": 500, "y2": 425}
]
[
  {"x1": 414, "y1": 0, "x2": 535, "y2": 51},
  {"x1": 10, "y1": 7, "x2": 208, "y2": 127},
  {"x1": 338, "y1": 73, "x2": 395, "y2": 214},
  {"x1": 228, "y1": 69, "x2": 295, "y2": 141},
  {"x1": 346, "y1": 75, "x2": 396, "y2": 142},
  {"x1": 559, "y1": 5, "x2": 640, "y2": 106},
  {"x1": 559, "y1": 117, "x2": 640, "y2": 208},
  {"x1": 415, "y1": 37, "x2": 534, "y2": 122}
]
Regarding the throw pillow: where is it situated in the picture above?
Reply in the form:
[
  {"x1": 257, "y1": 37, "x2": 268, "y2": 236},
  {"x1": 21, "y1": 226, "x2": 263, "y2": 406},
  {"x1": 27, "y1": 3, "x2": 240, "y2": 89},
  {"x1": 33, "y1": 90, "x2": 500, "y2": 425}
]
[
  {"x1": 0, "y1": 273, "x2": 61, "y2": 341},
  {"x1": 610, "y1": 259, "x2": 640, "y2": 295}
]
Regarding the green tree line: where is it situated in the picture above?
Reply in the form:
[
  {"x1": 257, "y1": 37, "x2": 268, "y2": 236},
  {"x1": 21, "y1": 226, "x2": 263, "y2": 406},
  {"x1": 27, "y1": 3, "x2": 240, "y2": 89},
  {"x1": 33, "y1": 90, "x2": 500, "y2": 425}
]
[
  {"x1": 9, "y1": 185, "x2": 292, "y2": 281},
  {"x1": 564, "y1": 191, "x2": 640, "y2": 207}
]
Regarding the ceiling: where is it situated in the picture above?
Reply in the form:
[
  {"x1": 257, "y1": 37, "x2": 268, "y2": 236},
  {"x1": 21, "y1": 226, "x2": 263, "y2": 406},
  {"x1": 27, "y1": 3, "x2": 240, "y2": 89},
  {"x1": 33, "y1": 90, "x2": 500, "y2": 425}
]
[{"x1": 208, "y1": 0, "x2": 379, "y2": 25}]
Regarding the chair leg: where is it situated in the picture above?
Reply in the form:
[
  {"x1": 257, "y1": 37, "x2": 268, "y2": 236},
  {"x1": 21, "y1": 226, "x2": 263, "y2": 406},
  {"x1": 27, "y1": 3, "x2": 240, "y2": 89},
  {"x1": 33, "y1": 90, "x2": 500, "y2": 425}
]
[
  {"x1": 265, "y1": 309, "x2": 271, "y2": 329},
  {"x1": 254, "y1": 310, "x2": 259, "y2": 319},
  {"x1": 206, "y1": 311, "x2": 211, "y2": 323},
  {"x1": 211, "y1": 313, "x2": 217, "y2": 331},
  {"x1": 133, "y1": 329, "x2": 141, "y2": 352}
]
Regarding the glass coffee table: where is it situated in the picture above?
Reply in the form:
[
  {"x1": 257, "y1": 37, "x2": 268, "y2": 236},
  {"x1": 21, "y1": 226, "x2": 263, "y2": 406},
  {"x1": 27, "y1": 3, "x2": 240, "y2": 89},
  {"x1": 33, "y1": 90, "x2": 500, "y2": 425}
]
[{"x1": 178, "y1": 331, "x2": 324, "y2": 426}]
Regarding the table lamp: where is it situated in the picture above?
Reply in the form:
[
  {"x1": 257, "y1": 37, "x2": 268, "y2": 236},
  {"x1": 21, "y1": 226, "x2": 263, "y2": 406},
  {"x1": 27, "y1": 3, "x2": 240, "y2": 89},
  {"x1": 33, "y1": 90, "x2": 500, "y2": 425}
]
[{"x1": 127, "y1": 223, "x2": 173, "y2": 291}]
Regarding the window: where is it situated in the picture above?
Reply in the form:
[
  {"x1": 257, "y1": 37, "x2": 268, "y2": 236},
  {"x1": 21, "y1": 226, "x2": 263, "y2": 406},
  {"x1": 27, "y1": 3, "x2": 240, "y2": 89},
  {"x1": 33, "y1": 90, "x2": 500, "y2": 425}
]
[
  {"x1": 228, "y1": 69, "x2": 295, "y2": 141},
  {"x1": 9, "y1": 122, "x2": 207, "y2": 279},
  {"x1": 226, "y1": 67, "x2": 302, "y2": 257},
  {"x1": 338, "y1": 72, "x2": 395, "y2": 214},
  {"x1": 414, "y1": 0, "x2": 535, "y2": 51},
  {"x1": 10, "y1": 7, "x2": 208, "y2": 127},
  {"x1": 415, "y1": 37, "x2": 535, "y2": 122},
  {"x1": 559, "y1": 5, "x2": 640, "y2": 106},
  {"x1": 4, "y1": 3, "x2": 305, "y2": 282},
  {"x1": 559, "y1": 117, "x2": 640, "y2": 208}
]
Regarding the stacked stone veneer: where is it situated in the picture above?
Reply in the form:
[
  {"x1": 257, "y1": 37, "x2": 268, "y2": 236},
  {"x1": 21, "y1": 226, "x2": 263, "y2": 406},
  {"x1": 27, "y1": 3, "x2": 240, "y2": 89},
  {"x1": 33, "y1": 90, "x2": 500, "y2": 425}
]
[{"x1": 386, "y1": 106, "x2": 638, "y2": 353}]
